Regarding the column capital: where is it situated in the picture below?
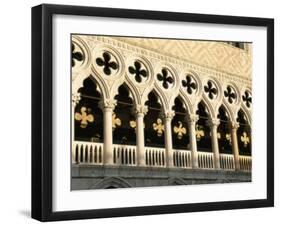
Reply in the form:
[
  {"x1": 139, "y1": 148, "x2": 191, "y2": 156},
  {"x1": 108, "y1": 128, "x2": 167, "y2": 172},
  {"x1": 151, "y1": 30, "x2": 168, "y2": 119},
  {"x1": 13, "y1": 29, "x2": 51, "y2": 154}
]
[
  {"x1": 229, "y1": 121, "x2": 239, "y2": 130},
  {"x1": 72, "y1": 92, "x2": 81, "y2": 107},
  {"x1": 135, "y1": 104, "x2": 148, "y2": 116},
  {"x1": 99, "y1": 98, "x2": 117, "y2": 111},
  {"x1": 186, "y1": 114, "x2": 199, "y2": 123},
  {"x1": 207, "y1": 118, "x2": 220, "y2": 127},
  {"x1": 161, "y1": 110, "x2": 175, "y2": 120}
]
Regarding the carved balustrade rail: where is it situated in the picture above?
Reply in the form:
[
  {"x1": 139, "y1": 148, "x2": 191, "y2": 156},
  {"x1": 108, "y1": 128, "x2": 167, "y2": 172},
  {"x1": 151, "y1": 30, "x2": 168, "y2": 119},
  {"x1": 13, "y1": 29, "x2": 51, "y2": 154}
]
[{"x1": 72, "y1": 141, "x2": 251, "y2": 171}]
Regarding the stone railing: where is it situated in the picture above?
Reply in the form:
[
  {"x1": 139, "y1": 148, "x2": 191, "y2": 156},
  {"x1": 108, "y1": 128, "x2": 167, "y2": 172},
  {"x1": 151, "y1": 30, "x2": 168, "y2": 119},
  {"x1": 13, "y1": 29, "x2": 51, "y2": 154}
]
[
  {"x1": 198, "y1": 152, "x2": 214, "y2": 169},
  {"x1": 72, "y1": 141, "x2": 251, "y2": 171},
  {"x1": 220, "y1": 154, "x2": 235, "y2": 170},
  {"x1": 72, "y1": 141, "x2": 103, "y2": 165},
  {"x1": 173, "y1": 150, "x2": 192, "y2": 168},
  {"x1": 239, "y1": 155, "x2": 252, "y2": 171},
  {"x1": 145, "y1": 147, "x2": 166, "y2": 167},
  {"x1": 113, "y1": 144, "x2": 136, "y2": 166}
]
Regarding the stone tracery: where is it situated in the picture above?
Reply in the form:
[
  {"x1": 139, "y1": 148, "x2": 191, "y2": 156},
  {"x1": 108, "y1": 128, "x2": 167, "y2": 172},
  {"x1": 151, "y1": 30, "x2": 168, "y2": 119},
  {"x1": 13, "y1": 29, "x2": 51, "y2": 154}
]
[{"x1": 72, "y1": 35, "x2": 252, "y2": 173}]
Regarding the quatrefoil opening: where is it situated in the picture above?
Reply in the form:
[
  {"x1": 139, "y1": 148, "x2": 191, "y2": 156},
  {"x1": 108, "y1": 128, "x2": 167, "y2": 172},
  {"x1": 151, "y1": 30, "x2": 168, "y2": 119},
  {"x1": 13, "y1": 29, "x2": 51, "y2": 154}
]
[
  {"x1": 72, "y1": 43, "x2": 84, "y2": 67},
  {"x1": 157, "y1": 68, "x2": 174, "y2": 89},
  {"x1": 204, "y1": 81, "x2": 218, "y2": 100},
  {"x1": 242, "y1": 91, "x2": 252, "y2": 108},
  {"x1": 182, "y1": 75, "x2": 197, "y2": 94},
  {"x1": 128, "y1": 61, "x2": 148, "y2": 83},
  {"x1": 224, "y1": 86, "x2": 236, "y2": 104},
  {"x1": 96, "y1": 52, "x2": 118, "y2": 76}
]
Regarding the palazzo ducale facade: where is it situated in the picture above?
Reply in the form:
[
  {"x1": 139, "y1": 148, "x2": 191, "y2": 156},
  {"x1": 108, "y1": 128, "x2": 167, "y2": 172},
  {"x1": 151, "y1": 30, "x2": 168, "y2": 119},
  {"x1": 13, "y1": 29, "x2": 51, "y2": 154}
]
[{"x1": 71, "y1": 35, "x2": 252, "y2": 189}]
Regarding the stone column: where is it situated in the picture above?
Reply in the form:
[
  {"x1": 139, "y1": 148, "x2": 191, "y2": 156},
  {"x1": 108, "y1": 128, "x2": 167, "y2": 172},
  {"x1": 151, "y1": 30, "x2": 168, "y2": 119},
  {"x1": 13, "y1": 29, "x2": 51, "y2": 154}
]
[
  {"x1": 162, "y1": 110, "x2": 175, "y2": 167},
  {"x1": 135, "y1": 105, "x2": 148, "y2": 166},
  {"x1": 186, "y1": 114, "x2": 199, "y2": 169},
  {"x1": 99, "y1": 99, "x2": 116, "y2": 165},
  {"x1": 207, "y1": 118, "x2": 221, "y2": 169},
  {"x1": 229, "y1": 121, "x2": 240, "y2": 170},
  {"x1": 72, "y1": 92, "x2": 81, "y2": 163}
]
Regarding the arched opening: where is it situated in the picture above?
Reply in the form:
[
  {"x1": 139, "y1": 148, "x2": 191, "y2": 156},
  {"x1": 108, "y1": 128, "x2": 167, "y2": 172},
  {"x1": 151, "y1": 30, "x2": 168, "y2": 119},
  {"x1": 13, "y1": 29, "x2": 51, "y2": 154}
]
[
  {"x1": 75, "y1": 77, "x2": 103, "y2": 142},
  {"x1": 113, "y1": 84, "x2": 136, "y2": 145},
  {"x1": 237, "y1": 109, "x2": 251, "y2": 156},
  {"x1": 92, "y1": 177, "x2": 132, "y2": 189},
  {"x1": 217, "y1": 105, "x2": 232, "y2": 154},
  {"x1": 144, "y1": 91, "x2": 165, "y2": 148},
  {"x1": 171, "y1": 97, "x2": 189, "y2": 150},
  {"x1": 105, "y1": 186, "x2": 117, "y2": 189},
  {"x1": 196, "y1": 101, "x2": 212, "y2": 152}
]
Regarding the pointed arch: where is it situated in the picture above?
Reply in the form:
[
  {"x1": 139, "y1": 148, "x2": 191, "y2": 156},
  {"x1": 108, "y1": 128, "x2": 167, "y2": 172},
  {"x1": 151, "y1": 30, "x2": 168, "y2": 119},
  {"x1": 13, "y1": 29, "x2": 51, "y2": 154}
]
[
  {"x1": 217, "y1": 104, "x2": 232, "y2": 154},
  {"x1": 237, "y1": 104, "x2": 252, "y2": 125},
  {"x1": 113, "y1": 84, "x2": 136, "y2": 145},
  {"x1": 144, "y1": 90, "x2": 165, "y2": 148},
  {"x1": 172, "y1": 96, "x2": 189, "y2": 150},
  {"x1": 220, "y1": 99, "x2": 235, "y2": 122},
  {"x1": 196, "y1": 100, "x2": 212, "y2": 152},
  {"x1": 196, "y1": 95, "x2": 216, "y2": 119},
  {"x1": 142, "y1": 86, "x2": 168, "y2": 111},
  {"x1": 217, "y1": 102, "x2": 232, "y2": 121},
  {"x1": 236, "y1": 108, "x2": 251, "y2": 156},
  {"x1": 176, "y1": 89, "x2": 192, "y2": 114},
  {"x1": 168, "y1": 177, "x2": 187, "y2": 186},
  {"x1": 92, "y1": 177, "x2": 132, "y2": 189},
  {"x1": 111, "y1": 79, "x2": 141, "y2": 106},
  {"x1": 75, "y1": 76, "x2": 104, "y2": 143},
  {"x1": 88, "y1": 73, "x2": 109, "y2": 98}
]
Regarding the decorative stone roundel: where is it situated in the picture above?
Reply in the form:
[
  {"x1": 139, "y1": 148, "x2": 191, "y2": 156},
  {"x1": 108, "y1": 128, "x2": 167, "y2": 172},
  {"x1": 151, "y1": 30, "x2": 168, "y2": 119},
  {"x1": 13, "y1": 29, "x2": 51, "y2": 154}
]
[
  {"x1": 242, "y1": 90, "x2": 252, "y2": 108},
  {"x1": 204, "y1": 80, "x2": 217, "y2": 99},
  {"x1": 182, "y1": 75, "x2": 197, "y2": 94},
  {"x1": 72, "y1": 43, "x2": 84, "y2": 67},
  {"x1": 157, "y1": 68, "x2": 174, "y2": 89},
  {"x1": 128, "y1": 61, "x2": 148, "y2": 83},
  {"x1": 96, "y1": 52, "x2": 118, "y2": 76},
  {"x1": 224, "y1": 85, "x2": 236, "y2": 104}
]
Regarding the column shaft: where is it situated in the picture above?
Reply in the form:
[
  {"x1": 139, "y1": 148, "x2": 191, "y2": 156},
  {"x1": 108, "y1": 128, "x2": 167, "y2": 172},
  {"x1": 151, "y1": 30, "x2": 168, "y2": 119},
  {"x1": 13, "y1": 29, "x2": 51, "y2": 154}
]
[
  {"x1": 136, "y1": 113, "x2": 145, "y2": 166},
  {"x1": 72, "y1": 92, "x2": 80, "y2": 164},
  {"x1": 164, "y1": 117, "x2": 173, "y2": 167},
  {"x1": 163, "y1": 110, "x2": 174, "y2": 167},
  {"x1": 209, "y1": 119, "x2": 220, "y2": 169},
  {"x1": 103, "y1": 108, "x2": 113, "y2": 165},
  {"x1": 99, "y1": 99, "x2": 116, "y2": 165},
  {"x1": 187, "y1": 114, "x2": 199, "y2": 169},
  {"x1": 230, "y1": 122, "x2": 240, "y2": 170}
]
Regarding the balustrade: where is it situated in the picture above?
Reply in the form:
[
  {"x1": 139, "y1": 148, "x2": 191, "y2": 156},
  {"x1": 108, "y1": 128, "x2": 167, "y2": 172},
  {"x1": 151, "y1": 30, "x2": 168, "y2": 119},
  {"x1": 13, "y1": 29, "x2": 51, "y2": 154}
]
[
  {"x1": 145, "y1": 147, "x2": 166, "y2": 167},
  {"x1": 73, "y1": 141, "x2": 103, "y2": 164},
  {"x1": 239, "y1": 155, "x2": 252, "y2": 171},
  {"x1": 198, "y1": 152, "x2": 214, "y2": 169},
  {"x1": 72, "y1": 141, "x2": 251, "y2": 171},
  {"x1": 173, "y1": 150, "x2": 192, "y2": 168},
  {"x1": 113, "y1": 144, "x2": 136, "y2": 166},
  {"x1": 219, "y1": 154, "x2": 235, "y2": 170}
]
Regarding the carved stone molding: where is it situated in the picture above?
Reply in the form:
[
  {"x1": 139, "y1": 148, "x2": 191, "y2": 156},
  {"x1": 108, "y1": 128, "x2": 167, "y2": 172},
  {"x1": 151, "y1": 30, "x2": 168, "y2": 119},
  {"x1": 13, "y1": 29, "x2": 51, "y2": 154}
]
[
  {"x1": 229, "y1": 121, "x2": 240, "y2": 130},
  {"x1": 160, "y1": 110, "x2": 175, "y2": 120},
  {"x1": 98, "y1": 98, "x2": 117, "y2": 111},
  {"x1": 207, "y1": 118, "x2": 220, "y2": 127},
  {"x1": 135, "y1": 105, "x2": 148, "y2": 116},
  {"x1": 186, "y1": 114, "x2": 199, "y2": 124},
  {"x1": 72, "y1": 92, "x2": 81, "y2": 107}
]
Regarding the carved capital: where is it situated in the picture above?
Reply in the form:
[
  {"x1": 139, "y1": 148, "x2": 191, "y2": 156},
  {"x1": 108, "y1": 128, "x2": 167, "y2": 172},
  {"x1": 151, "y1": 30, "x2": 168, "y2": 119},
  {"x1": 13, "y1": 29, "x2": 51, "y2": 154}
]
[
  {"x1": 229, "y1": 121, "x2": 239, "y2": 130},
  {"x1": 186, "y1": 114, "x2": 199, "y2": 124},
  {"x1": 98, "y1": 99, "x2": 117, "y2": 111},
  {"x1": 72, "y1": 92, "x2": 81, "y2": 107},
  {"x1": 161, "y1": 110, "x2": 175, "y2": 120},
  {"x1": 135, "y1": 105, "x2": 148, "y2": 116},
  {"x1": 207, "y1": 118, "x2": 220, "y2": 128}
]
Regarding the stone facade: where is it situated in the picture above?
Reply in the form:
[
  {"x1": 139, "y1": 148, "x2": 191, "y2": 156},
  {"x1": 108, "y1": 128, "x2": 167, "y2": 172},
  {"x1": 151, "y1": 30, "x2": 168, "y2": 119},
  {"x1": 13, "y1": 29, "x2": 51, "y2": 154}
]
[{"x1": 72, "y1": 35, "x2": 252, "y2": 190}]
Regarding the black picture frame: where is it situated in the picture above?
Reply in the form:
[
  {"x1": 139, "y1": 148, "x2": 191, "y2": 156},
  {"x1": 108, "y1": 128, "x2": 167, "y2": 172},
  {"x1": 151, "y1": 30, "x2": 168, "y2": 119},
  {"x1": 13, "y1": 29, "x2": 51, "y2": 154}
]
[{"x1": 31, "y1": 3, "x2": 274, "y2": 222}]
